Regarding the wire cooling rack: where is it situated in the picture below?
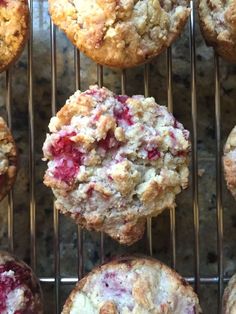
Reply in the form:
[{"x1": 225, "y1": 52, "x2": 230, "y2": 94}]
[{"x1": 0, "y1": 1, "x2": 228, "y2": 313}]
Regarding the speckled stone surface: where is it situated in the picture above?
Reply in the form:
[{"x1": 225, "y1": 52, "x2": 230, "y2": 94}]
[{"x1": 0, "y1": 1, "x2": 236, "y2": 313}]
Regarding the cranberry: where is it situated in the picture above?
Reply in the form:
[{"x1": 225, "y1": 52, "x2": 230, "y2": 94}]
[
  {"x1": 50, "y1": 132, "x2": 83, "y2": 184},
  {"x1": 146, "y1": 148, "x2": 161, "y2": 160}
]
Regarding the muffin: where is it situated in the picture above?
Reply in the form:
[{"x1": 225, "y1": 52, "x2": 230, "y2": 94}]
[
  {"x1": 0, "y1": 117, "x2": 18, "y2": 201},
  {"x1": 0, "y1": 0, "x2": 29, "y2": 72},
  {"x1": 223, "y1": 125, "x2": 236, "y2": 199},
  {"x1": 43, "y1": 85, "x2": 190, "y2": 245},
  {"x1": 0, "y1": 250, "x2": 43, "y2": 313},
  {"x1": 198, "y1": 0, "x2": 236, "y2": 63},
  {"x1": 48, "y1": 0, "x2": 190, "y2": 68},
  {"x1": 222, "y1": 273, "x2": 236, "y2": 314},
  {"x1": 62, "y1": 257, "x2": 202, "y2": 313}
]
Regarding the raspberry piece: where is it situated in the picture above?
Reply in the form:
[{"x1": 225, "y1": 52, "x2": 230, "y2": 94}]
[
  {"x1": 98, "y1": 132, "x2": 119, "y2": 151},
  {"x1": 0, "y1": 0, "x2": 7, "y2": 6},
  {"x1": 84, "y1": 88, "x2": 105, "y2": 101},
  {"x1": 114, "y1": 105, "x2": 133, "y2": 126},
  {"x1": 86, "y1": 186, "x2": 94, "y2": 198},
  {"x1": 0, "y1": 261, "x2": 34, "y2": 313},
  {"x1": 93, "y1": 112, "x2": 101, "y2": 122},
  {"x1": 102, "y1": 272, "x2": 129, "y2": 297},
  {"x1": 169, "y1": 131, "x2": 176, "y2": 141},
  {"x1": 50, "y1": 132, "x2": 76, "y2": 156},
  {"x1": 146, "y1": 148, "x2": 161, "y2": 160},
  {"x1": 115, "y1": 95, "x2": 129, "y2": 104},
  {"x1": 114, "y1": 95, "x2": 133, "y2": 125},
  {"x1": 53, "y1": 157, "x2": 81, "y2": 183},
  {"x1": 84, "y1": 89, "x2": 99, "y2": 96},
  {"x1": 50, "y1": 132, "x2": 83, "y2": 184}
]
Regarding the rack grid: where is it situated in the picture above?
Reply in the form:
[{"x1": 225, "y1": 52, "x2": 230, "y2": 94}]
[{"x1": 1, "y1": 1, "x2": 227, "y2": 313}]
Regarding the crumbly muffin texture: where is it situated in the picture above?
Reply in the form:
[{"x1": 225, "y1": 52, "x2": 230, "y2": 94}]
[
  {"x1": 198, "y1": 0, "x2": 236, "y2": 62},
  {"x1": 0, "y1": 251, "x2": 43, "y2": 314},
  {"x1": 0, "y1": 117, "x2": 17, "y2": 201},
  {"x1": 0, "y1": 0, "x2": 29, "y2": 72},
  {"x1": 223, "y1": 125, "x2": 236, "y2": 199},
  {"x1": 62, "y1": 257, "x2": 202, "y2": 314},
  {"x1": 48, "y1": 0, "x2": 190, "y2": 68},
  {"x1": 43, "y1": 86, "x2": 190, "y2": 245},
  {"x1": 223, "y1": 273, "x2": 236, "y2": 314}
]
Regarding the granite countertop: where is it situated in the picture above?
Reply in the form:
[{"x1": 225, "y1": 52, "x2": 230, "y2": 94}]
[{"x1": 0, "y1": 1, "x2": 235, "y2": 313}]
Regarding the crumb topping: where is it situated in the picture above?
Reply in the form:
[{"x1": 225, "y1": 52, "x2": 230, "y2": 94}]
[
  {"x1": 0, "y1": 252, "x2": 42, "y2": 314},
  {"x1": 223, "y1": 273, "x2": 236, "y2": 314},
  {"x1": 223, "y1": 125, "x2": 236, "y2": 200},
  {"x1": 49, "y1": 0, "x2": 190, "y2": 67},
  {"x1": 0, "y1": 0, "x2": 29, "y2": 72},
  {"x1": 198, "y1": 0, "x2": 236, "y2": 62},
  {"x1": 43, "y1": 85, "x2": 190, "y2": 244},
  {"x1": 63, "y1": 259, "x2": 201, "y2": 314}
]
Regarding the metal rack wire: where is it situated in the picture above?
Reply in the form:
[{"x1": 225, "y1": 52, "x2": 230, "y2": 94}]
[{"x1": 2, "y1": 0, "x2": 227, "y2": 313}]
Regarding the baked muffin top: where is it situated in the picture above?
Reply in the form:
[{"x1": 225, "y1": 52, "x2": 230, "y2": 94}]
[
  {"x1": 198, "y1": 0, "x2": 236, "y2": 62},
  {"x1": 0, "y1": 0, "x2": 29, "y2": 72},
  {"x1": 49, "y1": 0, "x2": 190, "y2": 68},
  {"x1": 62, "y1": 257, "x2": 202, "y2": 314},
  {"x1": 223, "y1": 273, "x2": 236, "y2": 314},
  {"x1": 43, "y1": 86, "x2": 190, "y2": 245},
  {"x1": 223, "y1": 125, "x2": 236, "y2": 199},
  {"x1": 0, "y1": 251, "x2": 43, "y2": 314}
]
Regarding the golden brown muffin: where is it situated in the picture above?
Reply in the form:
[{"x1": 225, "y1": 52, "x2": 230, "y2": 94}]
[
  {"x1": 43, "y1": 86, "x2": 191, "y2": 245},
  {"x1": 0, "y1": 250, "x2": 43, "y2": 313},
  {"x1": 223, "y1": 125, "x2": 236, "y2": 199},
  {"x1": 0, "y1": 117, "x2": 17, "y2": 201},
  {"x1": 222, "y1": 273, "x2": 236, "y2": 314},
  {"x1": 198, "y1": 0, "x2": 236, "y2": 63},
  {"x1": 62, "y1": 257, "x2": 202, "y2": 314},
  {"x1": 0, "y1": 0, "x2": 29, "y2": 72},
  {"x1": 48, "y1": 0, "x2": 190, "y2": 68}
]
